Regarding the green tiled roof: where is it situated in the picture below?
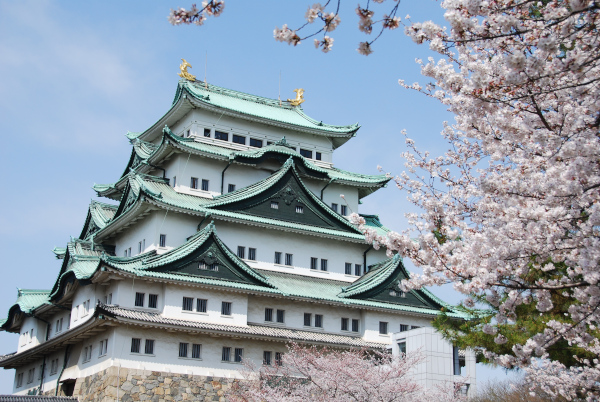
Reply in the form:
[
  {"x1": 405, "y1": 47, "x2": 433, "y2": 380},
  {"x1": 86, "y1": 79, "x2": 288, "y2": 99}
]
[
  {"x1": 112, "y1": 127, "x2": 389, "y2": 200},
  {"x1": 102, "y1": 223, "x2": 274, "y2": 288},
  {"x1": 0, "y1": 289, "x2": 51, "y2": 331},
  {"x1": 340, "y1": 255, "x2": 403, "y2": 298},
  {"x1": 180, "y1": 81, "x2": 359, "y2": 136},
  {"x1": 360, "y1": 214, "x2": 392, "y2": 236}
]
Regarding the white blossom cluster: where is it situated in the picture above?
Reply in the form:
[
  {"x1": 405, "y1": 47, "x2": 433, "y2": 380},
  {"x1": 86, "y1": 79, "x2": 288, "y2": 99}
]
[
  {"x1": 352, "y1": 0, "x2": 600, "y2": 398},
  {"x1": 168, "y1": 1, "x2": 224, "y2": 26}
]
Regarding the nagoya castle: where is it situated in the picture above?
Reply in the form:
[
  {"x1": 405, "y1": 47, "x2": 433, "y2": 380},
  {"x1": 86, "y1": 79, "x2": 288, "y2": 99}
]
[{"x1": 0, "y1": 61, "x2": 475, "y2": 400}]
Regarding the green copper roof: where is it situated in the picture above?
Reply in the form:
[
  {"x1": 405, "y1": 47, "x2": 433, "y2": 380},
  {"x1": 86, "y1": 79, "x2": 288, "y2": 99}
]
[
  {"x1": 358, "y1": 214, "x2": 392, "y2": 237},
  {"x1": 103, "y1": 223, "x2": 274, "y2": 288},
  {"x1": 180, "y1": 81, "x2": 359, "y2": 136},
  {"x1": 0, "y1": 290, "x2": 51, "y2": 331},
  {"x1": 79, "y1": 200, "x2": 118, "y2": 239}
]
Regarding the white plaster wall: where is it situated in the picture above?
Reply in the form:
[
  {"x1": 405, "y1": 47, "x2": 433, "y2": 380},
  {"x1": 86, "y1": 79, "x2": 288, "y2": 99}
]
[
  {"x1": 211, "y1": 220, "x2": 377, "y2": 281},
  {"x1": 115, "y1": 279, "x2": 165, "y2": 311},
  {"x1": 170, "y1": 110, "x2": 335, "y2": 163},
  {"x1": 112, "y1": 325, "x2": 287, "y2": 379},
  {"x1": 162, "y1": 283, "x2": 248, "y2": 327},
  {"x1": 164, "y1": 154, "x2": 227, "y2": 198},
  {"x1": 362, "y1": 310, "x2": 432, "y2": 343},
  {"x1": 69, "y1": 284, "x2": 101, "y2": 331},
  {"x1": 16, "y1": 317, "x2": 44, "y2": 353},
  {"x1": 247, "y1": 295, "x2": 363, "y2": 335},
  {"x1": 114, "y1": 211, "x2": 199, "y2": 257}
]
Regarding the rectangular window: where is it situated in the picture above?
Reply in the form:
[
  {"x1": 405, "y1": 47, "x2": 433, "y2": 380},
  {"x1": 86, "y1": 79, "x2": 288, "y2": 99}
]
[
  {"x1": 182, "y1": 297, "x2": 194, "y2": 311},
  {"x1": 263, "y1": 351, "x2": 272, "y2": 365},
  {"x1": 234, "y1": 348, "x2": 244, "y2": 363},
  {"x1": 300, "y1": 149, "x2": 313, "y2": 158},
  {"x1": 196, "y1": 298, "x2": 207, "y2": 313},
  {"x1": 192, "y1": 344, "x2": 202, "y2": 359},
  {"x1": 179, "y1": 342, "x2": 188, "y2": 358},
  {"x1": 222, "y1": 301, "x2": 232, "y2": 316},
  {"x1": 190, "y1": 177, "x2": 199, "y2": 189},
  {"x1": 352, "y1": 319, "x2": 359, "y2": 332},
  {"x1": 27, "y1": 368, "x2": 34, "y2": 384},
  {"x1": 50, "y1": 360, "x2": 58, "y2": 375},
  {"x1": 228, "y1": 183, "x2": 236, "y2": 193},
  {"x1": 172, "y1": 176, "x2": 177, "y2": 187},
  {"x1": 399, "y1": 324, "x2": 409, "y2": 332},
  {"x1": 138, "y1": 241, "x2": 142, "y2": 254},
  {"x1": 159, "y1": 234, "x2": 166, "y2": 247},
  {"x1": 304, "y1": 313, "x2": 311, "y2": 326},
  {"x1": 99, "y1": 339, "x2": 108, "y2": 356},
  {"x1": 201, "y1": 179, "x2": 209, "y2": 191},
  {"x1": 295, "y1": 205, "x2": 304, "y2": 214},
  {"x1": 315, "y1": 314, "x2": 323, "y2": 328},
  {"x1": 250, "y1": 138, "x2": 263, "y2": 148},
  {"x1": 222, "y1": 347, "x2": 231, "y2": 361},
  {"x1": 248, "y1": 248, "x2": 256, "y2": 261},
  {"x1": 215, "y1": 131, "x2": 228, "y2": 141},
  {"x1": 237, "y1": 246, "x2": 245, "y2": 259},
  {"x1": 331, "y1": 203, "x2": 338, "y2": 213},
  {"x1": 285, "y1": 253, "x2": 293, "y2": 266},
  {"x1": 341, "y1": 205, "x2": 347, "y2": 215},
  {"x1": 232, "y1": 134, "x2": 246, "y2": 144},
  {"x1": 204, "y1": 128, "x2": 211, "y2": 137},
  {"x1": 107, "y1": 293, "x2": 112, "y2": 304},
  {"x1": 276, "y1": 309, "x2": 285, "y2": 323},
  {"x1": 316, "y1": 152, "x2": 322, "y2": 161},
  {"x1": 145, "y1": 339, "x2": 155, "y2": 355},
  {"x1": 399, "y1": 341, "x2": 407, "y2": 355},
  {"x1": 185, "y1": 129, "x2": 191, "y2": 138},
  {"x1": 148, "y1": 294, "x2": 158, "y2": 309},
  {"x1": 131, "y1": 338, "x2": 141, "y2": 353},
  {"x1": 345, "y1": 262, "x2": 352, "y2": 275},
  {"x1": 270, "y1": 201, "x2": 279, "y2": 209},
  {"x1": 128, "y1": 248, "x2": 132, "y2": 257},
  {"x1": 265, "y1": 308, "x2": 273, "y2": 322},
  {"x1": 16, "y1": 373, "x2": 23, "y2": 387},
  {"x1": 135, "y1": 292, "x2": 145, "y2": 307},
  {"x1": 355, "y1": 264, "x2": 362, "y2": 276},
  {"x1": 379, "y1": 321, "x2": 389, "y2": 335},
  {"x1": 274, "y1": 252, "x2": 282, "y2": 264},
  {"x1": 341, "y1": 318, "x2": 349, "y2": 331},
  {"x1": 275, "y1": 352, "x2": 283, "y2": 366},
  {"x1": 321, "y1": 259, "x2": 328, "y2": 271},
  {"x1": 411, "y1": 325, "x2": 420, "y2": 330},
  {"x1": 310, "y1": 257, "x2": 318, "y2": 270}
]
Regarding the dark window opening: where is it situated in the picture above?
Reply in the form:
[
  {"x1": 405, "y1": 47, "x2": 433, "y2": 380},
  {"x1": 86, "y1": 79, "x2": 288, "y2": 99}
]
[
  {"x1": 179, "y1": 342, "x2": 188, "y2": 358},
  {"x1": 265, "y1": 308, "x2": 273, "y2": 322},
  {"x1": 228, "y1": 184, "x2": 236, "y2": 193},
  {"x1": 331, "y1": 203, "x2": 338, "y2": 213},
  {"x1": 192, "y1": 344, "x2": 202, "y2": 359},
  {"x1": 345, "y1": 262, "x2": 352, "y2": 275},
  {"x1": 182, "y1": 297, "x2": 194, "y2": 311},
  {"x1": 321, "y1": 259, "x2": 328, "y2": 271},
  {"x1": 131, "y1": 338, "x2": 141, "y2": 353},
  {"x1": 204, "y1": 128, "x2": 211, "y2": 137},
  {"x1": 304, "y1": 313, "x2": 311, "y2": 326},
  {"x1": 190, "y1": 177, "x2": 199, "y2": 189},
  {"x1": 285, "y1": 253, "x2": 293, "y2": 266},
  {"x1": 222, "y1": 302, "x2": 232, "y2": 316},
  {"x1": 250, "y1": 138, "x2": 263, "y2": 148},
  {"x1": 274, "y1": 252, "x2": 282, "y2": 264},
  {"x1": 237, "y1": 246, "x2": 245, "y2": 259},
  {"x1": 263, "y1": 351, "x2": 272, "y2": 365},
  {"x1": 379, "y1": 321, "x2": 389, "y2": 335},
  {"x1": 145, "y1": 339, "x2": 155, "y2": 355},
  {"x1": 134, "y1": 292, "x2": 145, "y2": 307},
  {"x1": 315, "y1": 314, "x2": 323, "y2": 328},
  {"x1": 233, "y1": 134, "x2": 246, "y2": 145},
  {"x1": 159, "y1": 234, "x2": 166, "y2": 248},
  {"x1": 222, "y1": 347, "x2": 231, "y2": 361},
  {"x1": 276, "y1": 309, "x2": 285, "y2": 323},
  {"x1": 148, "y1": 294, "x2": 158, "y2": 309},
  {"x1": 196, "y1": 299, "x2": 207, "y2": 313},
  {"x1": 341, "y1": 205, "x2": 347, "y2": 215},
  {"x1": 310, "y1": 257, "x2": 318, "y2": 270},
  {"x1": 341, "y1": 318, "x2": 348, "y2": 331},
  {"x1": 316, "y1": 152, "x2": 322, "y2": 160},
  {"x1": 201, "y1": 179, "x2": 209, "y2": 191},
  {"x1": 300, "y1": 149, "x2": 313, "y2": 158},
  {"x1": 215, "y1": 131, "x2": 228, "y2": 141},
  {"x1": 234, "y1": 348, "x2": 244, "y2": 362}
]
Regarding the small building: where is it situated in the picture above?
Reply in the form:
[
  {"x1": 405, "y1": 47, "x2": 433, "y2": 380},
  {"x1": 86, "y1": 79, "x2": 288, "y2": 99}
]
[{"x1": 0, "y1": 72, "x2": 473, "y2": 400}]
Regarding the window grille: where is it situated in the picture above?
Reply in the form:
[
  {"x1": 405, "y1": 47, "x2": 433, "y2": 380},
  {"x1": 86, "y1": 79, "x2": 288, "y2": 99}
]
[
  {"x1": 148, "y1": 294, "x2": 158, "y2": 309},
  {"x1": 222, "y1": 347, "x2": 231, "y2": 361},
  {"x1": 379, "y1": 321, "x2": 389, "y2": 335},
  {"x1": 341, "y1": 318, "x2": 349, "y2": 331},
  {"x1": 179, "y1": 342, "x2": 188, "y2": 358},
  {"x1": 310, "y1": 257, "x2": 318, "y2": 270},
  {"x1": 182, "y1": 297, "x2": 194, "y2": 311},
  {"x1": 131, "y1": 338, "x2": 141, "y2": 353},
  {"x1": 192, "y1": 344, "x2": 202, "y2": 359},
  {"x1": 263, "y1": 351, "x2": 272, "y2": 365},
  {"x1": 276, "y1": 309, "x2": 285, "y2": 323},
  {"x1": 250, "y1": 138, "x2": 263, "y2": 148},
  {"x1": 222, "y1": 302, "x2": 232, "y2": 316},
  {"x1": 234, "y1": 348, "x2": 243, "y2": 362},
  {"x1": 248, "y1": 248, "x2": 256, "y2": 261},
  {"x1": 196, "y1": 299, "x2": 207, "y2": 313},
  {"x1": 315, "y1": 314, "x2": 323, "y2": 328},
  {"x1": 145, "y1": 339, "x2": 155, "y2": 355},
  {"x1": 321, "y1": 259, "x2": 328, "y2": 271},
  {"x1": 304, "y1": 313, "x2": 311, "y2": 326},
  {"x1": 135, "y1": 292, "x2": 145, "y2": 307},
  {"x1": 265, "y1": 308, "x2": 273, "y2": 322}
]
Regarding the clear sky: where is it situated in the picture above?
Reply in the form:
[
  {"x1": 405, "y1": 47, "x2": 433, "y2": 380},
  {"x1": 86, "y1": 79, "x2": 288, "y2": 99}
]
[{"x1": 0, "y1": 0, "x2": 516, "y2": 393}]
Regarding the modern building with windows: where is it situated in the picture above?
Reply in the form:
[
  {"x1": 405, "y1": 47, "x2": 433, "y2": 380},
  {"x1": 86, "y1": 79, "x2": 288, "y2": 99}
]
[{"x1": 0, "y1": 74, "x2": 475, "y2": 399}]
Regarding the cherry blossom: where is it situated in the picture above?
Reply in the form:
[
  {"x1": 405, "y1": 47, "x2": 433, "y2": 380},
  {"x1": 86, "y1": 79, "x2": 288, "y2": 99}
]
[{"x1": 226, "y1": 342, "x2": 466, "y2": 401}]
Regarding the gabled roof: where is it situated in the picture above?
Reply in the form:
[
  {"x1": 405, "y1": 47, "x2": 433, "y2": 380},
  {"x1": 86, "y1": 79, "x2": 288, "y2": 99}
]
[
  {"x1": 0, "y1": 290, "x2": 51, "y2": 331},
  {"x1": 206, "y1": 157, "x2": 362, "y2": 233},
  {"x1": 359, "y1": 214, "x2": 392, "y2": 236},
  {"x1": 130, "y1": 81, "x2": 360, "y2": 148},
  {"x1": 102, "y1": 223, "x2": 274, "y2": 288},
  {"x1": 338, "y1": 255, "x2": 447, "y2": 310},
  {"x1": 79, "y1": 200, "x2": 118, "y2": 239}
]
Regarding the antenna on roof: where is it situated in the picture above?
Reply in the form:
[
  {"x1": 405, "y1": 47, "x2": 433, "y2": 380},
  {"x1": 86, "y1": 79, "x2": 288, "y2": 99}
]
[
  {"x1": 204, "y1": 51, "x2": 208, "y2": 89},
  {"x1": 278, "y1": 70, "x2": 282, "y2": 107}
]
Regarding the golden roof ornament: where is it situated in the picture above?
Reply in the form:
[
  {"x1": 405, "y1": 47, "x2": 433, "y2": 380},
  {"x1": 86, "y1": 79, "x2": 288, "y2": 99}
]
[
  {"x1": 287, "y1": 88, "x2": 305, "y2": 106},
  {"x1": 178, "y1": 58, "x2": 196, "y2": 82}
]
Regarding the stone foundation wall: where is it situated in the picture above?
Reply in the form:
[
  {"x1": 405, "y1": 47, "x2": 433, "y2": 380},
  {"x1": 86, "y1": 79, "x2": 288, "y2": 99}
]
[{"x1": 68, "y1": 367, "x2": 237, "y2": 402}]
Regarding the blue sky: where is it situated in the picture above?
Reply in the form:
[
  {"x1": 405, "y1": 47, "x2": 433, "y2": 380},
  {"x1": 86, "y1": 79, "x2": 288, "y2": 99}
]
[{"x1": 0, "y1": 0, "x2": 516, "y2": 393}]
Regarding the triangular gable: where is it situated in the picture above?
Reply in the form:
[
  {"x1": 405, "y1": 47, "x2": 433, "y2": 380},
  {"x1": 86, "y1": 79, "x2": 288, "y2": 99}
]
[
  {"x1": 207, "y1": 158, "x2": 360, "y2": 233},
  {"x1": 79, "y1": 201, "x2": 118, "y2": 240},
  {"x1": 339, "y1": 255, "x2": 445, "y2": 310},
  {"x1": 105, "y1": 223, "x2": 273, "y2": 288}
]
